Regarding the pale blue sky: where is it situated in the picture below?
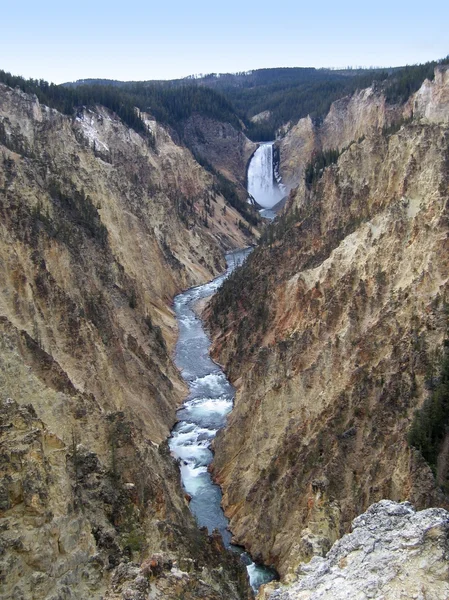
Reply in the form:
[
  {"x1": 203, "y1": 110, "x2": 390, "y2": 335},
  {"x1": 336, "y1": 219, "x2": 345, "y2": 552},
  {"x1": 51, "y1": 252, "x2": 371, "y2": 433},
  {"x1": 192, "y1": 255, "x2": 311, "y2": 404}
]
[{"x1": 1, "y1": 0, "x2": 448, "y2": 83}]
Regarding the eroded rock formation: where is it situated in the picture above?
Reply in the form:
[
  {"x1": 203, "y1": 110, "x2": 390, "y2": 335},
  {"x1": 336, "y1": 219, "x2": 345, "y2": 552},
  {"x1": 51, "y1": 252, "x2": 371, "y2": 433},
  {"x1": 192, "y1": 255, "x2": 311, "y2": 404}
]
[
  {"x1": 206, "y1": 67, "x2": 449, "y2": 581},
  {"x1": 261, "y1": 501, "x2": 449, "y2": 599},
  {"x1": 0, "y1": 84, "x2": 254, "y2": 599},
  {"x1": 278, "y1": 65, "x2": 449, "y2": 190}
]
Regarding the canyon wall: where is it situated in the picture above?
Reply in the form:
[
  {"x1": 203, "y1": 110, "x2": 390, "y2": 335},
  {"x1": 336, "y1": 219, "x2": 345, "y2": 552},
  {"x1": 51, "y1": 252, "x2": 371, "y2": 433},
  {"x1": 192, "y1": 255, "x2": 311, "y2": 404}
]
[
  {"x1": 0, "y1": 84, "x2": 253, "y2": 599},
  {"x1": 278, "y1": 85, "x2": 405, "y2": 189},
  {"x1": 278, "y1": 66, "x2": 449, "y2": 189},
  {"x1": 207, "y1": 66, "x2": 449, "y2": 582}
]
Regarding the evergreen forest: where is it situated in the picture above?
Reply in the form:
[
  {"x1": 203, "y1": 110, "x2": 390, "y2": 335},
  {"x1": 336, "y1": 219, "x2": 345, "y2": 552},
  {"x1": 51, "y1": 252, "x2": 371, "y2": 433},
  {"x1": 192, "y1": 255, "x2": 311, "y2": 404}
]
[{"x1": 1, "y1": 57, "x2": 448, "y2": 144}]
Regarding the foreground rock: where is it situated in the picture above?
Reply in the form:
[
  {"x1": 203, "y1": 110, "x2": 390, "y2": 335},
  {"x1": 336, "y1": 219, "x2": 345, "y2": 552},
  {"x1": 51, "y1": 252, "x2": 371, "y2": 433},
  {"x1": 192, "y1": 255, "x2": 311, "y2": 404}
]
[{"x1": 261, "y1": 500, "x2": 449, "y2": 600}]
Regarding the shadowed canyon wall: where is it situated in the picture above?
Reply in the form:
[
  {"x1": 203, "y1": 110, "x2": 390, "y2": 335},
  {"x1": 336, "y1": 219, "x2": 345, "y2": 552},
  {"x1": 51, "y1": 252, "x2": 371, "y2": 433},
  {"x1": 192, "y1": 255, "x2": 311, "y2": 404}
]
[{"x1": 182, "y1": 114, "x2": 256, "y2": 187}]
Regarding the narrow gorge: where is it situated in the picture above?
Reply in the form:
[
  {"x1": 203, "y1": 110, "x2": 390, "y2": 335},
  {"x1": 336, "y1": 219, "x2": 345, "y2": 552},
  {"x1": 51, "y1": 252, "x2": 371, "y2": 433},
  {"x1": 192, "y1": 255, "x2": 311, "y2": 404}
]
[
  {"x1": 166, "y1": 135, "x2": 290, "y2": 593},
  {"x1": 207, "y1": 64, "x2": 449, "y2": 596},
  {"x1": 0, "y1": 81, "x2": 258, "y2": 600},
  {"x1": 1, "y1": 60, "x2": 449, "y2": 600},
  {"x1": 168, "y1": 248, "x2": 277, "y2": 592}
]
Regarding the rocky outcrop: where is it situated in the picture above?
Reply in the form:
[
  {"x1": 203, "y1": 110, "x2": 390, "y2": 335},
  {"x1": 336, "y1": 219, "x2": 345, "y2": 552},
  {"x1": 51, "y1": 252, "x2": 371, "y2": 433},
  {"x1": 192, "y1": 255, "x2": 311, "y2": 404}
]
[
  {"x1": 206, "y1": 72, "x2": 449, "y2": 582},
  {"x1": 278, "y1": 115, "x2": 317, "y2": 190},
  {"x1": 278, "y1": 85, "x2": 402, "y2": 189},
  {"x1": 0, "y1": 398, "x2": 250, "y2": 600},
  {"x1": 261, "y1": 501, "x2": 449, "y2": 600},
  {"x1": 278, "y1": 65, "x2": 449, "y2": 190},
  {"x1": 413, "y1": 65, "x2": 449, "y2": 122},
  {"x1": 250, "y1": 111, "x2": 271, "y2": 124},
  {"x1": 0, "y1": 84, "x2": 253, "y2": 598}
]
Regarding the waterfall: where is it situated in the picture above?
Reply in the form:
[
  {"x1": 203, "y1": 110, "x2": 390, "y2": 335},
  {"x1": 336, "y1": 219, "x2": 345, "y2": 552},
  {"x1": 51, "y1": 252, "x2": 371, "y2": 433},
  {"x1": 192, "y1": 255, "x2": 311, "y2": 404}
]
[{"x1": 247, "y1": 142, "x2": 285, "y2": 209}]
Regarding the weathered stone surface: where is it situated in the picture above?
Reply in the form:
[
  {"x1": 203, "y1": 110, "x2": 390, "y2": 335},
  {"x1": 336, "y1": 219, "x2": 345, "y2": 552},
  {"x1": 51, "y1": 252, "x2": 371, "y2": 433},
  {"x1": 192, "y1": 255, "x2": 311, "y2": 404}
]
[
  {"x1": 207, "y1": 71, "x2": 449, "y2": 581},
  {"x1": 278, "y1": 65, "x2": 449, "y2": 190},
  {"x1": 278, "y1": 85, "x2": 401, "y2": 190},
  {"x1": 413, "y1": 65, "x2": 449, "y2": 123},
  {"x1": 0, "y1": 84, "x2": 253, "y2": 599},
  {"x1": 262, "y1": 501, "x2": 449, "y2": 600},
  {"x1": 0, "y1": 396, "x2": 251, "y2": 599},
  {"x1": 0, "y1": 399, "x2": 102, "y2": 599}
]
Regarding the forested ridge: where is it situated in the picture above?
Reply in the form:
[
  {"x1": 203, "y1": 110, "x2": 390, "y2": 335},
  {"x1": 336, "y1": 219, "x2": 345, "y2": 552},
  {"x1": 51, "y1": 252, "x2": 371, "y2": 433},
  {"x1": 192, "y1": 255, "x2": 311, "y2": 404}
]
[
  {"x1": 199, "y1": 59, "x2": 449, "y2": 139},
  {"x1": 0, "y1": 70, "x2": 241, "y2": 139},
  {"x1": 66, "y1": 57, "x2": 449, "y2": 141},
  {"x1": 62, "y1": 67, "x2": 384, "y2": 140},
  {"x1": 196, "y1": 67, "x2": 391, "y2": 139},
  {"x1": 2, "y1": 57, "x2": 448, "y2": 146},
  {"x1": 0, "y1": 71, "x2": 150, "y2": 136}
]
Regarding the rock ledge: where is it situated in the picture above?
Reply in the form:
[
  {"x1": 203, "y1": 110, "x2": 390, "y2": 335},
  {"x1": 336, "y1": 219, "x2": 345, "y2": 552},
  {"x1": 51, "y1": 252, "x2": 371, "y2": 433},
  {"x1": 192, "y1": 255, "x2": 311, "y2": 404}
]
[{"x1": 264, "y1": 500, "x2": 449, "y2": 600}]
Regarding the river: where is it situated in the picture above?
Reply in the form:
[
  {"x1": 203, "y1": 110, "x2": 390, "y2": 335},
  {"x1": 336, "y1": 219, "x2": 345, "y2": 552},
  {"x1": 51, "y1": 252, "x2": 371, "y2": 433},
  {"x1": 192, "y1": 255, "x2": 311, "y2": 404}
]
[{"x1": 169, "y1": 248, "x2": 277, "y2": 592}]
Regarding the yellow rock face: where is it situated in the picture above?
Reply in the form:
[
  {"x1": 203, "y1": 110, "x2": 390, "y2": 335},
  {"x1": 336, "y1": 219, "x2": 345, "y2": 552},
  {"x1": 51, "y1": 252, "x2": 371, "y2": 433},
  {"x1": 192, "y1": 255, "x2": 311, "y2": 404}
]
[
  {"x1": 278, "y1": 65, "x2": 449, "y2": 191},
  {"x1": 0, "y1": 82, "x2": 256, "y2": 442},
  {"x1": 0, "y1": 84, "x2": 254, "y2": 599},
  {"x1": 207, "y1": 70, "x2": 449, "y2": 580}
]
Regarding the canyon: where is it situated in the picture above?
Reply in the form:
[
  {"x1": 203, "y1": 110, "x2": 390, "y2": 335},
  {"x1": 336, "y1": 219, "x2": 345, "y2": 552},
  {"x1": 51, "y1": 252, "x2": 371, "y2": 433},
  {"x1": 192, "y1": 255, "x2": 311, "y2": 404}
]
[
  {"x1": 207, "y1": 65, "x2": 449, "y2": 588},
  {"x1": 0, "y1": 82, "x2": 257, "y2": 599},
  {"x1": 1, "y1": 62, "x2": 449, "y2": 600}
]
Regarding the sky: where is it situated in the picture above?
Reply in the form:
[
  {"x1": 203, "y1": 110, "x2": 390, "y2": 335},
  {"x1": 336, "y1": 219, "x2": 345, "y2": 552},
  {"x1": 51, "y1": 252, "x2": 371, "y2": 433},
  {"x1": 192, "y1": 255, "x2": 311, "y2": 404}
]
[{"x1": 1, "y1": 0, "x2": 448, "y2": 84}]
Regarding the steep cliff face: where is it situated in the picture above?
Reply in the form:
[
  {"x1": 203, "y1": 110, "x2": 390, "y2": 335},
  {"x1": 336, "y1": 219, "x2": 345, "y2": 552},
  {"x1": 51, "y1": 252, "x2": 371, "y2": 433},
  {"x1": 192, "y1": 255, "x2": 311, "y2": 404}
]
[
  {"x1": 277, "y1": 66, "x2": 449, "y2": 189},
  {"x1": 278, "y1": 85, "x2": 403, "y2": 189},
  {"x1": 0, "y1": 396, "x2": 250, "y2": 600},
  {"x1": 0, "y1": 84, "x2": 253, "y2": 599},
  {"x1": 206, "y1": 69, "x2": 449, "y2": 581},
  {"x1": 413, "y1": 65, "x2": 449, "y2": 122},
  {"x1": 0, "y1": 82, "x2": 256, "y2": 440}
]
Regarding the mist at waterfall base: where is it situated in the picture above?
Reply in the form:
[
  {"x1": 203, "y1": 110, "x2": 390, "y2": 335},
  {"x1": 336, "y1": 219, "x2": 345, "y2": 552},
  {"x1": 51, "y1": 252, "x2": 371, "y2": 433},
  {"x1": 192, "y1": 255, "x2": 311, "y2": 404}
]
[
  {"x1": 248, "y1": 142, "x2": 285, "y2": 216},
  {"x1": 169, "y1": 249, "x2": 278, "y2": 592}
]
